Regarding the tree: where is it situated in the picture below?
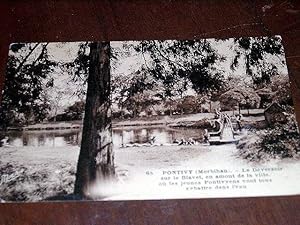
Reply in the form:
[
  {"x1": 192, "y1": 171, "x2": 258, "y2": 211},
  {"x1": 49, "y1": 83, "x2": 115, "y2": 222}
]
[
  {"x1": 269, "y1": 75, "x2": 293, "y2": 106},
  {"x1": 1, "y1": 42, "x2": 115, "y2": 198},
  {"x1": 231, "y1": 36, "x2": 285, "y2": 87},
  {"x1": 255, "y1": 74, "x2": 292, "y2": 108},
  {"x1": 0, "y1": 43, "x2": 56, "y2": 128},
  {"x1": 175, "y1": 95, "x2": 207, "y2": 114},
  {"x1": 109, "y1": 40, "x2": 226, "y2": 118},
  {"x1": 112, "y1": 69, "x2": 156, "y2": 117},
  {"x1": 130, "y1": 40, "x2": 226, "y2": 98},
  {"x1": 219, "y1": 88, "x2": 261, "y2": 113},
  {"x1": 48, "y1": 87, "x2": 67, "y2": 122},
  {"x1": 122, "y1": 91, "x2": 159, "y2": 117},
  {"x1": 74, "y1": 42, "x2": 115, "y2": 197},
  {"x1": 64, "y1": 101, "x2": 85, "y2": 121}
]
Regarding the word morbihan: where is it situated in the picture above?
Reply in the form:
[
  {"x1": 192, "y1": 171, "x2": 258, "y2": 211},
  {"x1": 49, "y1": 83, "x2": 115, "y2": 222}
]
[{"x1": 0, "y1": 36, "x2": 299, "y2": 202}]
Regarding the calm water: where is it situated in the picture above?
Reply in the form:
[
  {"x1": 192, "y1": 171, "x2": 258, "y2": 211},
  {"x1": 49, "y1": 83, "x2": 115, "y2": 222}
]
[
  {"x1": 113, "y1": 127, "x2": 203, "y2": 148},
  {"x1": 5, "y1": 127, "x2": 203, "y2": 148},
  {"x1": 6, "y1": 130, "x2": 81, "y2": 147}
]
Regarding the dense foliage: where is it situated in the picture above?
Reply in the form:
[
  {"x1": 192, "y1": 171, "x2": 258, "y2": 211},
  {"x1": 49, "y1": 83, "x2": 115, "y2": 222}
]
[
  {"x1": 231, "y1": 36, "x2": 285, "y2": 87},
  {"x1": 133, "y1": 40, "x2": 226, "y2": 97},
  {"x1": 0, "y1": 37, "x2": 289, "y2": 126},
  {"x1": 260, "y1": 116, "x2": 300, "y2": 157},
  {"x1": 219, "y1": 88, "x2": 261, "y2": 111},
  {"x1": 0, "y1": 43, "x2": 56, "y2": 128}
]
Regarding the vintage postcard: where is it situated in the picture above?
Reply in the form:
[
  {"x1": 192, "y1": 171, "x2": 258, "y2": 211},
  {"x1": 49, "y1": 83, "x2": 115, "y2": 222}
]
[{"x1": 0, "y1": 36, "x2": 299, "y2": 202}]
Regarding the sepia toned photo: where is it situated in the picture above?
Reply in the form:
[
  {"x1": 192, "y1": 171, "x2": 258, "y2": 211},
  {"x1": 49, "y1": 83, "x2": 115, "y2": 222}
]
[{"x1": 0, "y1": 36, "x2": 299, "y2": 202}]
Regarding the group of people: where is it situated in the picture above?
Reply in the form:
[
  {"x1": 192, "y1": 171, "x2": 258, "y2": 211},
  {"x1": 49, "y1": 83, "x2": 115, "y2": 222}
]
[
  {"x1": 121, "y1": 136, "x2": 199, "y2": 148},
  {"x1": 173, "y1": 138, "x2": 198, "y2": 145},
  {"x1": 121, "y1": 109, "x2": 244, "y2": 148},
  {"x1": 213, "y1": 109, "x2": 243, "y2": 132}
]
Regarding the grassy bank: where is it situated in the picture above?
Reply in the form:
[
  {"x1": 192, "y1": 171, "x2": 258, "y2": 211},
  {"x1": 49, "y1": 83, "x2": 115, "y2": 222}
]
[
  {"x1": 0, "y1": 161, "x2": 75, "y2": 202},
  {"x1": 0, "y1": 143, "x2": 211, "y2": 202},
  {"x1": 0, "y1": 146, "x2": 79, "y2": 202}
]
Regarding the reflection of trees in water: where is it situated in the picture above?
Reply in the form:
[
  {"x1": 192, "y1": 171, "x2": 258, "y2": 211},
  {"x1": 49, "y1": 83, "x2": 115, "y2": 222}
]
[
  {"x1": 113, "y1": 127, "x2": 203, "y2": 146},
  {"x1": 6, "y1": 130, "x2": 82, "y2": 147},
  {"x1": 132, "y1": 129, "x2": 143, "y2": 143},
  {"x1": 63, "y1": 131, "x2": 81, "y2": 146},
  {"x1": 22, "y1": 133, "x2": 28, "y2": 146},
  {"x1": 7, "y1": 128, "x2": 203, "y2": 147},
  {"x1": 115, "y1": 128, "x2": 159, "y2": 145},
  {"x1": 38, "y1": 134, "x2": 46, "y2": 146}
]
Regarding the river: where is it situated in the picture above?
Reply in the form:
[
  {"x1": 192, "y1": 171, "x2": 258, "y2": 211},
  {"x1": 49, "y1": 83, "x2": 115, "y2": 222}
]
[{"x1": 4, "y1": 126, "x2": 204, "y2": 148}]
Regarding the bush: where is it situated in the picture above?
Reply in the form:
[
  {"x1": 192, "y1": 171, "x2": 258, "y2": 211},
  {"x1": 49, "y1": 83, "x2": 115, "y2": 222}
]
[
  {"x1": 219, "y1": 88, "x2": 261, "y2": 111},
  {"x1": 260, "y1": 115, "x2": 300, "y2": 157},
  {"x1": 237, "y1": 113, "x2": 300, "y2": 161}
]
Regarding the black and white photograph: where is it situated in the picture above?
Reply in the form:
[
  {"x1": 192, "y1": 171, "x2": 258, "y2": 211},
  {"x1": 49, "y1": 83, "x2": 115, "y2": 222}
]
[{"x1": 0, "y1": 36, "x2": 300, "y2": 202}]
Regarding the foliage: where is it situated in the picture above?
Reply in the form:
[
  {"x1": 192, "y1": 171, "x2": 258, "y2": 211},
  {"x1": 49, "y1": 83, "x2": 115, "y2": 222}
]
[
  {"x1": 110, "y1": 40, "x2": 227, "y2": 117},
  {"x1": 238, "y1": 114, "x2": 300, "y2": 161},
  {"x1": 0, "y1": 43, "x2": 56, "y2": 128},
  {"x1": 63, "y1": 42, "x2": 90, "y2": 98},
  {"x1": 175, "y1": 95, "x2": 208, "y2": 114},
  {"x1": 123, "y1": 90, "x2": 160, "y2": 117},
  {"x1": 64, "y1": 101, "x2": 85, "y2": 121},
  {"x1": 132, "y1": 40, "x2": 226, "y2": 97},
  {"x1": 0, "y1": 162, "x2": 75, "y2": 202},
  {"x1": 113, "y1": 37, "x2": 287, "y2": 118},
  {"x1": 260, "y1": 115, "x2": 300, "y2": 157},
  {"x1": 112, "y1": 69, "x2": 156, "y2": 114},
  {"x1": 255, "y1": 87, "x2": 274, "y2": 108},
  {"x1": 269, "y1": 75, "x2": 293, "y2": 105},
  {"x1": 219, "y1": 87, "x2": 261, "y2": 111},
  {"x1": 231, "y1": 36, "x2": 285, "y2": 86},
  {"x1": 255, "y1": 74, "x2": 293, "y2": 108},
  {"x1": 1, "y1": 38, "x2": 290, "y2": 125}
]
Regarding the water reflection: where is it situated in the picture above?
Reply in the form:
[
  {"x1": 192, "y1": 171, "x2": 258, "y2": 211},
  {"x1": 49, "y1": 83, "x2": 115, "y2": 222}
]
[
  {"x1": 5, "y1": 126, "x2": 203, "y2": 148},
  {"x1": 7, "y1": 130, "x2": 81, "y2": 147},
  {"x1": 113, "y1": 127, "x2": 203, "y2": 148}
]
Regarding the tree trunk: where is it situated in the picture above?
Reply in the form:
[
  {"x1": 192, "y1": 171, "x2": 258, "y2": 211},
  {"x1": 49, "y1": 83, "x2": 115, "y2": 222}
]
[{"x1": 74, "y1": 42, "x2": 114, "y2": 197}]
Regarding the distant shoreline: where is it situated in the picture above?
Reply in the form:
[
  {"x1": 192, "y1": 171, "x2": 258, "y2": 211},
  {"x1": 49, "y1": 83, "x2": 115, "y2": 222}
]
[{"x1": 5, "y1": 109, "x2": 265, "y2": 132}]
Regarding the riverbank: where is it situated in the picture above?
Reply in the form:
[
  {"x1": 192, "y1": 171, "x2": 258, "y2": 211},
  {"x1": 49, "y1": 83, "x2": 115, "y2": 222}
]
[
  {"x1": 7, "y1": 121, "x2": 83, "y2": 131},
  {"x1": 0, "y1": 144, "x2": 210, "y2": 201},
  {"x1": 0, "y1": 146, "x2": 78, "y2": 201},
  {"x1": 4, "y1": 109, "x2": 265, "y2": 132},
  {"x1": 113, "y1": 109, "x2": 265, "y2": 128},
  {"x1": 1, "y1": 137, "x2": 299, "y2": 202},
  {"x1": 0, "y1": 142, "x2": 241, "y2": 202},
  {"x1": 237, "y1": 130, "x2": 300, "y2": 162}
]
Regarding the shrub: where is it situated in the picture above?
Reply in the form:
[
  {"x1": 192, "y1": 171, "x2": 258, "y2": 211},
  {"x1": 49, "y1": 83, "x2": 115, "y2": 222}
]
[
  {"x1": 260, "y1": 115, "x2": 300, "y2": 157},
  {"x1": 237, "y1": 113, "x2": 300, "y2": 161}
]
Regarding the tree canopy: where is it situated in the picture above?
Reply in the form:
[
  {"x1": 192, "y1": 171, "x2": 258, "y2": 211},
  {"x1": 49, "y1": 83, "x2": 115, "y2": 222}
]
[
  {"x1": 132, "y1": 40, "x2": 226, "y2": 97},
  {"x1": 231, "y1": 36, "x2": 285, "y2": 87},
  {"x1": 0, "y1": 43, "x2": 56, "y2": 127},
  {"x1": 0, "y1": 37, "x2": 289, "y2": 126}
]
